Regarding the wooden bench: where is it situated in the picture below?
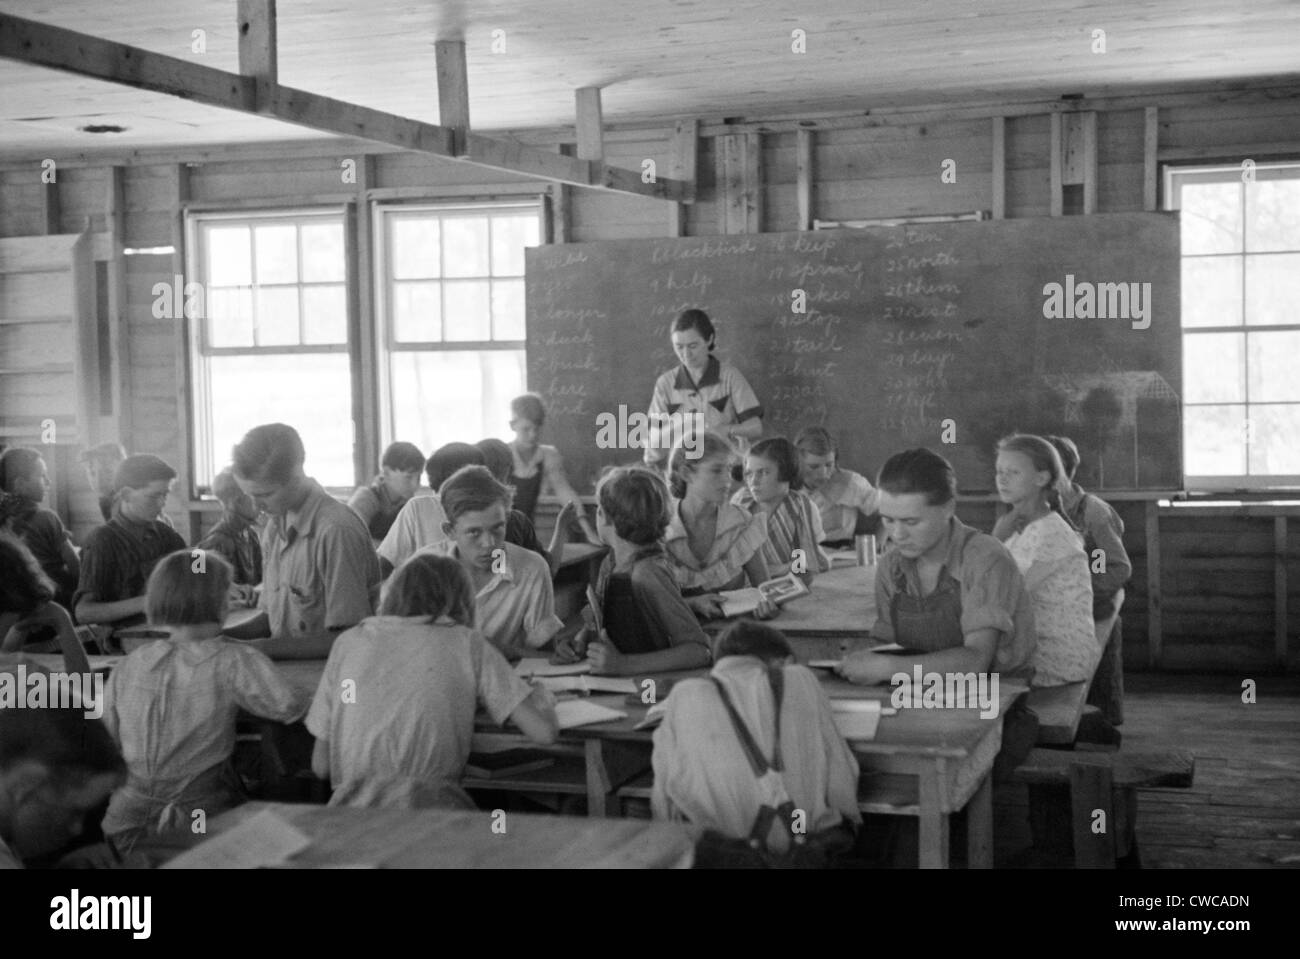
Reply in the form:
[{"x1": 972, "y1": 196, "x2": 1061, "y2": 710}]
[
  {"x1": 1025, "y1": 681, "x2": 1091, "y2": 745},
  {"x1": 1010, "y1": 747, "x2": 1195, "y2": 867}
]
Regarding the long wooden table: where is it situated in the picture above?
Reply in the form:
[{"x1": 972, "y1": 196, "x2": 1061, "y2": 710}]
[{"x1": 174, "y1": 801, "x2": 694, "y2": 868}]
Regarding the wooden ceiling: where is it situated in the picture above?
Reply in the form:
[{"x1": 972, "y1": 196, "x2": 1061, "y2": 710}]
[{"x1": 1, "y1": 0, "x2": 1297, "y2": 160}]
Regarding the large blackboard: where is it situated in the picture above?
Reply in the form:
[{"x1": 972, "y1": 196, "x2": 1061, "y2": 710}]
[{"x1": 525, "y1": 213, "x2": 1181, "y2": 494}]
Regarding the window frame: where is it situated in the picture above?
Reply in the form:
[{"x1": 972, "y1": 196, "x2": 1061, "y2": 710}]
[
  {"x1": 1165, "y1": 160, "x2": 1300, "y2": 491},
  {"x1": 185, "y1": 206, "x2": 354, "y2": 496},
  {"x1": 372, "y1": 198, "x2": 542, "y2": 455}
]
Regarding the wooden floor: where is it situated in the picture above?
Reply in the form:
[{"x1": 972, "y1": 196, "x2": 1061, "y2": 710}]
[{"x1": 994, "y1": 672, "x2": 1300, "y2": 868}]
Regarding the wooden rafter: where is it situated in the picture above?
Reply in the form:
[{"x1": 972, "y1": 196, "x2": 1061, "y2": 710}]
[{"x1": 0, "y1": 12, "x2": 691, "y2": 201}]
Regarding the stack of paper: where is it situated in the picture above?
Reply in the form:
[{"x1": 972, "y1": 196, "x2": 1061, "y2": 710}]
[
  {"x1": 554, "y1": 699, "x2": 628, "y2": 729},
  {"x1": 830, "y1": 700, "x2": 883, "y2": 741}
]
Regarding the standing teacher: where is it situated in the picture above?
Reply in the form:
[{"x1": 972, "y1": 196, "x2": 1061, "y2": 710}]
[{"x1": 643, "y1": 309, "x2": 764, "y2": 468}]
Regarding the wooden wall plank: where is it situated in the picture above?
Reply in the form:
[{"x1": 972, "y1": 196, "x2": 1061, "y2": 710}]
[
  {"x1": 1144, "y1": 107, "x2": 1160, "y2": 211},
  {"x1": 1276, "y1": 516, "x2": 1289, "y2": 667},
  {"x1": 1050, "y1": 112, "x2": 1063, "y2": 217},
  {"x1": 435, "y1": 40, "x2": 470, "y2": 145},
  {"x1": 1082, "y1": 112, "x2": 1098, "y2": 214},
  {"x1": 991, "y1": 117, "x2": 1006, "y2": 219},
  {"x1": 796, "y1": 128, "x2": 814, "y2": 230}
]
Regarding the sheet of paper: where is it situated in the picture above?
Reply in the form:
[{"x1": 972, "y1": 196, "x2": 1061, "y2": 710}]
[
  {"x1": 555, "y1": 699, "x2": 628, "y2": 729},
  {"x1": 535, "y1": 675, "x2": 637, "y2": 695},
  {"x1": 830, "y1": 700, "x2": 882, "y2": 741},
  {"x1": 808, "y1": 659, "x2": 841, "y2": 669},
  {"x1": 515, "y1": 657, "x2": 592, "y2": 678},
  {"x1": 162, "y1": 809, "x2": 312, "y2": 869}
]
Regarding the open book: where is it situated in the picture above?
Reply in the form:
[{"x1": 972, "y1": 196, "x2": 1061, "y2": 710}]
[
  {"x1": 535, "y1": 675, "x2": 638, "y2": 696},
  {"x1": 718, "y1": 570, "x2": 810, "y2": 617}
]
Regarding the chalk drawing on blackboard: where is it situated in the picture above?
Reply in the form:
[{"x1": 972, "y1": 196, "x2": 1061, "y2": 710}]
[{"x1": 1040, "y1": 372, "x2": 1179, "y2": 487}]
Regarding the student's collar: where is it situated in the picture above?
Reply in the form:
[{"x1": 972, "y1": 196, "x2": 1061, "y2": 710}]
[
  {"x1": 893, "y1": 516, "x2": 971, "y2": 588},
  {"x1": 279, "y1": 478, "x2": 328, "y2": 539},
  {"x1": 673, "y1": 354, "x2": 721, "y2": 391},
  {"x1": 447, "y1": 542, "x2": 516, "y2": 585}
]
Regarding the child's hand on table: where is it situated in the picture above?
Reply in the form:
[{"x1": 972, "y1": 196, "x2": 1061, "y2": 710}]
[
  {"x1": 686, "y1": 594, "x2": 726, "y2": 620},
  {"x1": 551, "y1": 628, "x2": 590, "y2": 664},
  {"x1": 587, "y1": 631, "x2": 625, "y2": 675},
  {"x1": 835, "y1": 650, "x2": 896, "y2": 686},
  {"x1": 752, "y1": 596, "x2": 778, "y2": 620}
]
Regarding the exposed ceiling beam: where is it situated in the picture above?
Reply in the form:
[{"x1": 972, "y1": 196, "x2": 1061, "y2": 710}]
[{"x1": 0, "y1": 11, "x2": 690, "y2": 201}]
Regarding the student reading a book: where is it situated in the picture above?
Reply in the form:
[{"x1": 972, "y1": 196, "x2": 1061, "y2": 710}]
[
  {"x1": 0, "y1": 704, "x2": 125, "y2": 870},
  {"x1": 230, "y1": 424, "x2": 381, "y2": 660},
  {"x1": 794, "y1": 426, "x2": 881, "y2": 545},
  {"x1": 197, "y1": 467, "x2": 262, "y2": 589},
  {"x1": 663, "y1": 433, "x2": 775, "y2": 620},
  {"x1": 438, "y1": 466, "x2": 563, "y2": 659},
  {"x1": 308, "y1": 552, "x2": 558, "y2": 809},
  {"x1": 74, "y1": 454, "x2": 188, "y2": 636},
  {"x1": 837, "y1": 448, "x2": 1036, "y2": 686},
  {"x1": 99, "y1": 550, "x2": 305, "y2": 855},
  {"x1": 0, "y1": 447, "x2": 81, "y2": 607},
  {"x1": 347, "y1": 441, "x2": 426, "y2": 543},
  {"x1": 733, "y1": 437, "x2": 830, "y2": 585},
  {"x1": 651, "y1": 621, "x2": 859, "y2": 864},
  {"x1": 991, "y1": 434, "x2": 1098, "y2": 688},
  {"x1": 552, "y1": 467, "x2": 710, "y2": 675},
  {"x1": 1045, "y1": 434, "x2": 1131, "y2": 723},
  {"x1": 508, "y1": 393, "x2": 600, "y2": 543},
  {"x1": 643, "y1": 310, "x2": 764, "y2": 468}
]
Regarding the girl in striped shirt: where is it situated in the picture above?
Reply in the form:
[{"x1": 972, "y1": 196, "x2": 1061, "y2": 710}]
[{"x1": 734, "y1": 438, "x2": 830, "y2": 585}]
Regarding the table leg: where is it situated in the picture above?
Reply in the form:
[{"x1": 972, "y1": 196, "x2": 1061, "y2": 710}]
[
  {"x1": 917, "y1": 766, "x2": 949, "y2": 869},
  {"x1": 585, "y1": 739, "x2": 610, "y2": 817},
  {"x1": 965, "y1": 772, "x2": 993, "y2": 869}
]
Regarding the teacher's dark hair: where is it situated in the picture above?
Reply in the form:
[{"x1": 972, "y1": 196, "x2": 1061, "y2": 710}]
[
  {"x1": 670, "y1": 309, "x2": 716, "y2": 350},
  {"x1": 876, "y1": 448, "x2": 957, "y2": 506}
]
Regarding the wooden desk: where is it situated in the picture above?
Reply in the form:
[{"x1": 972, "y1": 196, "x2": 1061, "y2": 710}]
[
  {"x1": 703, "y1": 563, "x2": 879, "y2": 661},
  {"x1": 180, "y1": 801, "x2": 694, "y2": 868}
]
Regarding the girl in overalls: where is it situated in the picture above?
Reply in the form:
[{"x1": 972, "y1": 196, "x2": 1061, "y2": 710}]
[{"x1": 100, "y1": 550, "x2": 305, "y2": 854}]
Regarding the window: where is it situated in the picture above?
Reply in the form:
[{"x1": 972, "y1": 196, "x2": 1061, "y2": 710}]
[
  {"x1": 188, "y1": 211, "x2": 354, "y2": 490},
  {"x1": 375, "y1": 203, "x2": 539, "y2": 457},
  {"x1": 1166, "y1": 162, "x2": 1300, "y2": 488}
]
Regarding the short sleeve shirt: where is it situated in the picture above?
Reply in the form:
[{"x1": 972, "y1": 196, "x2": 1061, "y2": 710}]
[
  {"x1": 259, "y1": 479, "x2": 380, "y2": 639},
  {"x1": 871, "y1": 517, "x2": 1036, "y2": 676},
  {"x1": 377, "y1": 495, "x2": 449, "y2": 570},
  {"x1": 74, "y1": 512, "x2": 188, "y2": 628},
  {"x1": 808, "y1": 469, "x2": 880, "y2": 543},
  {"x1": 644, "y1": 356, "x2": 763, "y2": 465},
  {"x1": 593, "y1": 547, "x2": 711, "y2": 655},
  {"x1": 306, "y1": 616, "x2": 533, "y2": 809},
  {"x1": 449, "y1": 541, "x2": 563, "y2": 659},
  {"x1": 663, "y1": 498, "x2": 769, "y2": 593}
]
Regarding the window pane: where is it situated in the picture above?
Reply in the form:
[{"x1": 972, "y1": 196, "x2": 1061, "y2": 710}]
[
  {"x1": 1247, "y1": 331, "x2": 1300, "y2": 402},
  {"x1": 1181, "y1": 257, "x2": 1242, "y2": 328},
  {"x1": 302, "y1": 285, "x2": 347, "y2": 344},
  {"x1": 255, "y1": 287, "x2": 300, "y2": 346},
  {"x1": 390, "y1": 349, "x2": 525, "y2": 453},
  {"x1": 1184, "y1": 404, "x2": 1246, "y2": 476},
  {"x1": 1246, "y1": 179, "x2": 1300, "y2": 252},
  {"x1": 1183, "y1": 333, "x2": 1244, "y2": 403},
  {"x1": 1249, "y1": 405, "x2": 1300, "y2": 475},
  {"x1": 443, "y1": 281, "x2": 491, "y2": 340},
  {"x1": 208, "y1": 354, "x2": 354, "y2": 487},
  {"x1": 206, "y1": 227, "x2": 251, "y2": 285},
  {"x1": 1179, "y1": 181, "x2": 1242, "y2": 255},
  {"x1": 254, "y1": 225, "x2": 298, "y2": 284},
  {"x1": 490, "y1": 215, "x2": 538, "y2": 275},
  {"x1": 392, "y1": 218, "x2": 440, "y2": 279},
  {"x1": 492, "y1": 279, "x2": 525, "y2": 340},
  {"x1": 442, "y1": 217, "x2": 490, "y2": 277},
  {"x1": 393, "y1": 281, "x2": 441, "y2": 342},
  {"x1": 207, "y1": 287, "x2": 253, "y2": 348},
  {"x1": 301, "y1": 222, "x2": 345, "y2": 282},
  {"x1": 1244, "y1": 253, "x2": 1300, "y2": 326}
]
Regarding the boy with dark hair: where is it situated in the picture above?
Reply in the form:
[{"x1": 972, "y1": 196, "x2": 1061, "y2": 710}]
[
  {"x1": 74, "y1": 454, "x2": 187, "y2": 633},
  {"x1": 231, "y1": 424, "x2": 380, "y2": 660},
  {"x1": 347, "y1": 441, "x2": 426, "y2": 542}
]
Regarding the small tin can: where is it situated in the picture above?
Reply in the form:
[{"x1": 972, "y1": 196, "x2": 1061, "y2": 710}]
[{"x1": 855, "y1": 534, "x2": 876, "y2": 566}]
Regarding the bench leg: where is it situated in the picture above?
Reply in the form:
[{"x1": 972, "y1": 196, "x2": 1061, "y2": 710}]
[
  {"x1": 917, "y1": 768, "x2": 949, "y2": 869},
  {"x1": 585, "y1": 740, "x2": 609, "y2": 818},
  {"x1": 1069, "y1": 763, "x2": 1117, "y2": 868},
  {"x1": 965, "y1": 773, "x2": 994, "y2": 869}
]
